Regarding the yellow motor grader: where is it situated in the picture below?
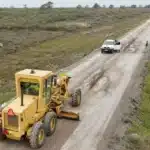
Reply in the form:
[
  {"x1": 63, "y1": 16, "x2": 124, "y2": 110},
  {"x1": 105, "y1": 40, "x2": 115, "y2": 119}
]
[{"x1": 0, "y1": 69, "x2": 81, "y2": 149}]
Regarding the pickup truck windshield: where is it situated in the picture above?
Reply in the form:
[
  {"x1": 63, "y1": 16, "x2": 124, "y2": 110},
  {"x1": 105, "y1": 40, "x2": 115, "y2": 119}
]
[{"x1": 104, "y1": 41, "x2": 114, "y2": 45}]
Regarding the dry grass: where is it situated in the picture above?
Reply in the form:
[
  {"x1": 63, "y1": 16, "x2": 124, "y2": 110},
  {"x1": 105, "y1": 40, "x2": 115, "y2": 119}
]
[
  {"x1": 124, "y1": 62, "x2": 150, "y2": 150},
  {"x1": 0, "y1": 8, "x2": 150, "y2": 103}
]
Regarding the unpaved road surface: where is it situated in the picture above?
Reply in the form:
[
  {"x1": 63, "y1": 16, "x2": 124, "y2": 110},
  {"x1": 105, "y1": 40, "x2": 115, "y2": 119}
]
[{"x1": 1, "y1": 19, "x2": 150, "y2": 150}]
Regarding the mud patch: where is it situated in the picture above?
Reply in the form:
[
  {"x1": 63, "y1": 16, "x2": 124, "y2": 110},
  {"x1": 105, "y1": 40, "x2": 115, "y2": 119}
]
[
  {"x1": 79, "y1": 69, "x2": 104, "y2": 95},
  {"x1": 92, "y1": 77, "x2": 109, "y2": 93},
  {"x1": 89, "y1": 70, "x2": 105, "y2": 89}
]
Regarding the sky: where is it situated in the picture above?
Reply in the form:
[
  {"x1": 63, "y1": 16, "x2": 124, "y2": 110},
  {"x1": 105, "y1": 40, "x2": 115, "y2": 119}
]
[{"x1": 0, "y1": 0, "x2": 150, "y2": 8}]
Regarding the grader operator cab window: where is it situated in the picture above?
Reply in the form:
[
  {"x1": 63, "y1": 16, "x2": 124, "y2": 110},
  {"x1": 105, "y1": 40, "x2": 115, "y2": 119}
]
[
  {"x1": 44, "y1": 76, "x2": 52, "y2": 104},
  {"x1": 20, "y1": 82, "x2": 40, "y2": 96},
  {"x1": 52, "y1": 75, "x2": 57, "y2": 86},
  {"x1": 43, "y1": 75, "x2": 57, "y2": 104}
]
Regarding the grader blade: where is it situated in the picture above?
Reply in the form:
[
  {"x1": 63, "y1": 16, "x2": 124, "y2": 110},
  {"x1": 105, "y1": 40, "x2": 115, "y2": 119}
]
[{"x1": 58, "y1": 110, "x2": 80, "y2": 121}]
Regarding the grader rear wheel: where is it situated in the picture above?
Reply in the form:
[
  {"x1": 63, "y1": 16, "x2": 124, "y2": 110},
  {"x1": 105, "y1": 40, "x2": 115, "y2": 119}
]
[
  {"x1": 71, "y1": 89, "x2": 81, "y2": 107},
  {"x1": 0, "y1": 128, "x2": 6, "y2": 140},
  {"x1": 44, "y1": 111, "x2": 57, "y2": 136},
  {"x1": 29, "y1": 122, "x2": 46, "y2": 149}
]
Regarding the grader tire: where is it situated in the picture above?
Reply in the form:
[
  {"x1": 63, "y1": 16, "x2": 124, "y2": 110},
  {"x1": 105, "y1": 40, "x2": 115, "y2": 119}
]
[
  {"x1": 0, "y1": 128, "x2": 6, "y2": 141},
  {"x1": 29, "y1": 122, "x2": 45, "y2": 149},
  {"x1": 44, "y1": 111, "x2": 57, "y2": 136},
  {"x1": 72, "y1": 89, "x2": 81, "y2": 107}
]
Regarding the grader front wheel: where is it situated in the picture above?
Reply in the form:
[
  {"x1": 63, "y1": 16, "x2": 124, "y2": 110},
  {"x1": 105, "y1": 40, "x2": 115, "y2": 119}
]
[
  {"x1": 44, "y1": 111, "x2": 57, "y2": 136},
  {"x1": 71, "y1": 89, "x2": 81, "y2": 107},
  {"x1": 29, "y1": 122, "x2": 46, "y2": 149}
]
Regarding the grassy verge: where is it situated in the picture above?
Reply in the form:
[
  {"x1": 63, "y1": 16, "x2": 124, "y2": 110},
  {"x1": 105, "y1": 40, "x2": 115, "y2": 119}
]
[{"x1": 125, "y1": 62, "x2": 150, "y2": 150}]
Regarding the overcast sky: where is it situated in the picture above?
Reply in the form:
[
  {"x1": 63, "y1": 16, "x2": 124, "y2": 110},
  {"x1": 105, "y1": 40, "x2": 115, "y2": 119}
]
[{"x1": 0, "y1": 0, "x2": 150, "y2": 8}]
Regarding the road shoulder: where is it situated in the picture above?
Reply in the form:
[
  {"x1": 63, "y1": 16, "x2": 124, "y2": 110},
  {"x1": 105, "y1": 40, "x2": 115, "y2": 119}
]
[{"x1": 97, "y1": 49, "x2": 150, "y2": 150}]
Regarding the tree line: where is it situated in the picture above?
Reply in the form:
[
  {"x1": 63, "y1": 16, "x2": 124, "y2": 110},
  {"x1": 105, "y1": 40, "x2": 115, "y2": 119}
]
[
  {"x1": 39, "y1": 1, "x2": 150, "y2": 9},
  {"x1": 9, "y1": 1, "x2": 150, "y2": 9},
  {"x1": 77, "y1": 3, "x2": 150, "y2": 9}
]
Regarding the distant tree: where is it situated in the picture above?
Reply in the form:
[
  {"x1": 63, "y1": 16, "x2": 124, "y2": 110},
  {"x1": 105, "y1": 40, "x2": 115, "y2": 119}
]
[
  {"x1": 76, "y1": 4, "x2": 82, "y2": 9},
  {"x1": 23, "y1": 4, "x2": 27, "y2": 8},
  {"x1": 102, "y1": 5, "x2": 106, "y2": 8},
  {"x1": 144, "y1": 4, "x2": 150, "y2": 8},
  {"x1": 120, "y1": 5, "x2": 126, "y2": 8},
  {"x1": 126, "y1": 5, "x2": 130, "y2": 8},
  {"x1": 131, "y1": 4, "x2": 137, "y2": 8},
  {"x1": 138, "y1": 4, "x2": 143, "y2": 8},
  {"x1": 109, "y1": 4, "x2": 114, "y2": 8},
  {"x1": 85, "y1": 5, "x2": 89, "y2": 8},
  {"x1": 145, "y1": 5, "x2": 148, "y2": 8},
  {"x1": 93, "y1": 3, "x2": 100, "y2": 8},
  {"x1": 10, "y1": 5, "x2": 14, "y2": 8},
  {"x1": 40, "y1": 1, "x2": 53, "y2": 9}
]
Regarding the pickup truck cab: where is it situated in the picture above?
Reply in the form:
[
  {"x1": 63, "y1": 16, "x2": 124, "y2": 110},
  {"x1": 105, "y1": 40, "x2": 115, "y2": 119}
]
[{"x1": 101, "y1": 39, "x2": 121, "y2": 53}]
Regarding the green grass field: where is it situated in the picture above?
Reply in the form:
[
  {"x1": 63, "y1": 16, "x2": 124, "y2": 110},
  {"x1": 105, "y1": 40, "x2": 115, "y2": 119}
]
[
  {"x1": 125, "y1": 62, "x2": 150, "y2": 150},
  {"x1": 0, "y1": 8, "x2": 150, "y2": 103}
]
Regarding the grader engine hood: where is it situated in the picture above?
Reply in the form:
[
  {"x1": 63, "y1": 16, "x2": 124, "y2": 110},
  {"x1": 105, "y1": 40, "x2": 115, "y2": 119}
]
[
  {"x1": 2, "y1": 95, "x2": 38, "y2": 132},
  {"x1": 3, "y1": 95, "x2": 37, "y2": 114}
]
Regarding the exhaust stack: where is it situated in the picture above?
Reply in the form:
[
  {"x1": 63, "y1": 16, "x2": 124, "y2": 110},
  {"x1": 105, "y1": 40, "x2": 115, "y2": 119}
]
[{"x1": 20, "y1": 83, "x2": 24, "y2": 106}]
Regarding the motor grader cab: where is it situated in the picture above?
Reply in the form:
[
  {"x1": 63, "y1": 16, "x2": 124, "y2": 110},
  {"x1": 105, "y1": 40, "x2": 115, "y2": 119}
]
[{"x1": 0, "y1": 69, "x2": 81, "y2": 149}]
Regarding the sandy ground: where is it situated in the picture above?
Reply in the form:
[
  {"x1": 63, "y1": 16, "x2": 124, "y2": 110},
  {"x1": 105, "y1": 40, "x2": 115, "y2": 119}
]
[{"x1": 0, "y1": 19, "x2": 150, "y2": 150}]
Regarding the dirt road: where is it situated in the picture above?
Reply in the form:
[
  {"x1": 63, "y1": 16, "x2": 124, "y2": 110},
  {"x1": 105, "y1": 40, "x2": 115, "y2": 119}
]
[{"x1": 0, "y1": 19, "x2": 150, "y2": 150}]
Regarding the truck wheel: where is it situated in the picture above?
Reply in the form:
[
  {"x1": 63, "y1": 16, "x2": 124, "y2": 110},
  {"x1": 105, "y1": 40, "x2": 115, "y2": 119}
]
[
  {"x1": 110, "y1": 49, "x2": 113, "y2": 53},
  {"x1": 101, "y1": 50, "x2": 104, "y2": 53},
  {"x1": 29, "y1": 122, "x2": 45, "y2": 149},
  {"x1": 44, "y1": 111, "x2": 57, "y2": 136},
  {"x1": 72, "y1": 89, "x2": 81, "y2": 107}
]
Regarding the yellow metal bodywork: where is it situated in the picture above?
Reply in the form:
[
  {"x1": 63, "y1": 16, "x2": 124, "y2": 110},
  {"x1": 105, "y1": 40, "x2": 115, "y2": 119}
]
[
  {"x1": 1, "y1": 69, "x2": 79, "y2": 141},
  {"x1": 15, "y1": 69, "x2": 54, "y2": 112},
  {"x1": 2, "y1": 95, "x2": 46, "y2": 140}
]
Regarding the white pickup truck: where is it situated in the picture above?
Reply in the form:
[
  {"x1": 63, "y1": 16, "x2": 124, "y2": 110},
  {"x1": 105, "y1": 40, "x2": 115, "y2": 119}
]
[{"x1": 101, "y1": 39, "x2": 121, "y2": 53}]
